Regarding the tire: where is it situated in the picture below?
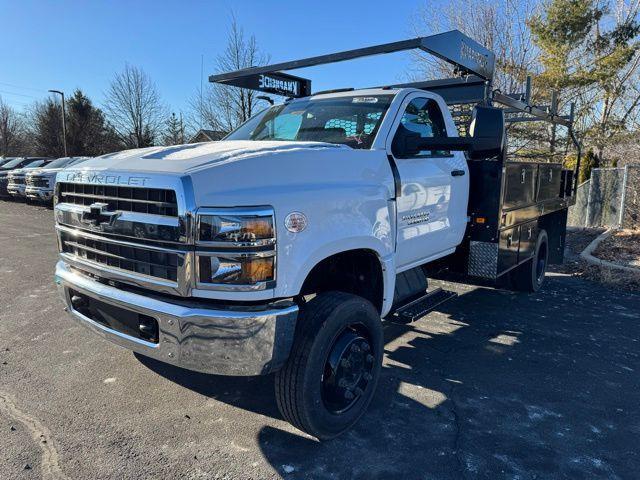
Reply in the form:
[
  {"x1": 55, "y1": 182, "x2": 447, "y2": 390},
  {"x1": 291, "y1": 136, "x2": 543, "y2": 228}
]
[
  {"x1": 275, "y1": 291, "x2": 383, "y2": 440},
  {"x1": 510, "y1": 229, "x2": 549, "y2": 292}
]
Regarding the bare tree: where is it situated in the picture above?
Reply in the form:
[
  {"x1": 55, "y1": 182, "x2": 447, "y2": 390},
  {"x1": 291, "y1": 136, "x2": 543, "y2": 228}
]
[
  {"x1": 190, "y1": 17, "x2": 270, "y2": 134},
  {"x1": 104, "y1": 64, "x2": 166, "y2": 148},
  {"x1": 410, "y1": 0, "x2": 540, "y2": 94},
  {"x1": 584, "y1": 0, "x2": 640, "y2": 162},
  {"x1": 0, "y1": 96, "x2": 26, "y2": 156}
]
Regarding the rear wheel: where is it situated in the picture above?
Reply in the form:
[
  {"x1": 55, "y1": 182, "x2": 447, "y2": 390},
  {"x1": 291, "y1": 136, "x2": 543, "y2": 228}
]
[
  {"x1": 275, "y1": 291, "x2": 383, "y2": 440},
  {"x1": 510, "y1": 229, "x2": 548, "y2": 292}
]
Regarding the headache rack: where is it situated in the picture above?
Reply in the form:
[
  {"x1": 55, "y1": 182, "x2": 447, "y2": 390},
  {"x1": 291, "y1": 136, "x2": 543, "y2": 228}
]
[
  {"x1": 212, "y1": 30, "x2": 581, "y2": 280},
  {"x1": 210, "y1": 29, "x2": 580, "y2": 189}
]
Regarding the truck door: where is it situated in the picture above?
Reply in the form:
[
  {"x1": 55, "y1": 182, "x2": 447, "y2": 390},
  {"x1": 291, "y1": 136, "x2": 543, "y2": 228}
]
[{"x1": 387, "y1": 94, "x2": 469, "y2": 270}]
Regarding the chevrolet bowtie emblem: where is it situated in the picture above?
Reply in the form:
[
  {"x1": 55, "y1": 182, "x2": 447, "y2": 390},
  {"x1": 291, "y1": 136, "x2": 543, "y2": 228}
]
[{"x1": 81, "y1": 202, "x2": 120, "y2": 228}]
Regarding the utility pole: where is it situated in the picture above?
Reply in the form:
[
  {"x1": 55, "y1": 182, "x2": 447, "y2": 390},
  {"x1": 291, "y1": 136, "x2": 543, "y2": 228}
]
[
  {"x1": 179, "y1": 112, "x2": 185, "y2": 144},
  {"x1": 200, "y1": 54, "x2": 204, "y2": 130},
  {"x1": 48, "y1": 89, "x2": 67, "y2": 157}
]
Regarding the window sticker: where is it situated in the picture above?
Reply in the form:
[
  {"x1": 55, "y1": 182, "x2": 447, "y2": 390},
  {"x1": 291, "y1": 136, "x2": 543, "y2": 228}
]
[{"x1": 352, "y1": 97, "x2": 379, "y2": 103}]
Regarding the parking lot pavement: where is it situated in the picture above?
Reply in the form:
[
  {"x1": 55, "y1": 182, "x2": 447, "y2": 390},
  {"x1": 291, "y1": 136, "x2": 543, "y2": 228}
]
[{"x1": 1, "y1": 200, "x2": 639, "y2": 480}]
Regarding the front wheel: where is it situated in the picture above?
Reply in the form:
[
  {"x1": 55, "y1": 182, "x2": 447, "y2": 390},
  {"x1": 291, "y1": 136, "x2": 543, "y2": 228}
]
[
  {"x1": 510, "y1": 229, "x2": 549, "y2": 292},
  {"x1": 275, "y1": 291, "x2": 383, "y2": 440}
]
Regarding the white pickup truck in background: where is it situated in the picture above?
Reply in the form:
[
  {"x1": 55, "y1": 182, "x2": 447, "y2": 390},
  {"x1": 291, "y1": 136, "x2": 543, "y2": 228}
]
[{"x1": 53, "y1": 31, "x2": 579, "y2": 439}]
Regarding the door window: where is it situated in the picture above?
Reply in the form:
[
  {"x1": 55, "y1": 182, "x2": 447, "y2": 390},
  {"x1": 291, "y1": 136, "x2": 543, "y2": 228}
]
[{"x1": 392, "y1": 98, "x2": 449, "y2": 158}]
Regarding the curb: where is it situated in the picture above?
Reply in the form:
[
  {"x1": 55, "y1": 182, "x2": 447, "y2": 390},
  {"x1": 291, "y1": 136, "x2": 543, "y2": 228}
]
[{"x1": 580, "y1": 228, "x2": 640, "y2": 274}]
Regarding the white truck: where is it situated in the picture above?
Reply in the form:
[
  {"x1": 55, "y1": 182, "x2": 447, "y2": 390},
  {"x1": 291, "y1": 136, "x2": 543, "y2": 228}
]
[{"x1": 54, "y1": 31, "x2": 580, "y2": 439}]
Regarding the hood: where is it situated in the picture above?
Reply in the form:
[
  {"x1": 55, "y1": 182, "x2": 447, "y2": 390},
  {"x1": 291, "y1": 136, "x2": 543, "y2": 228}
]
[
  {"x1": 73, "y1": 140, "x2": 349, "y2": 175},
  {"x1": 29, "y1": 167, "x2": 66, "y2": 177}
]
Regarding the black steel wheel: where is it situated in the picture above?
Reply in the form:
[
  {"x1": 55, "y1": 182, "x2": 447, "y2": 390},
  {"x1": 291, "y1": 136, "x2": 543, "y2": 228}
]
[
  {"x1": 275, "y1": 291, "x2": 383, "y2": 440},
  {"x1": 322, "y1": 328, "x2": 376, "y2": 414},
  {"x1": 510, "y1": 229, "x2": 549, "y2": 292}
]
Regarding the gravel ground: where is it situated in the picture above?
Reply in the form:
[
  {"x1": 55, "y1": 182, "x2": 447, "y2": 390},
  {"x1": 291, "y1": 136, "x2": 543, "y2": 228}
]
[{"x1": 1, "y1": 200, "x2": 640, "y2": 479}]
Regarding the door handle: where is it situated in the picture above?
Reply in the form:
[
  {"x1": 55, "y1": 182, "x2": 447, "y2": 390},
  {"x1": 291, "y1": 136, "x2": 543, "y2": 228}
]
[{"x1": 451, "y1": 169, "x2": 466, "y2": 177}]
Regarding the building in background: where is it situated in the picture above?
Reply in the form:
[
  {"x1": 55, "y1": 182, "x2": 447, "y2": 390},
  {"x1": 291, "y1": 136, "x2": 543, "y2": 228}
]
[{"x1": 188, "y1": 129, "x2": 226, "y2": 143}]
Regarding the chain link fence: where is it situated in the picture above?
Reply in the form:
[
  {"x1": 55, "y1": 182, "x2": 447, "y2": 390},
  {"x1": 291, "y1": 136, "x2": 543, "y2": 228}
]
[{"x1": 568, "y1": 165, "x2": 640, "y2": 229}]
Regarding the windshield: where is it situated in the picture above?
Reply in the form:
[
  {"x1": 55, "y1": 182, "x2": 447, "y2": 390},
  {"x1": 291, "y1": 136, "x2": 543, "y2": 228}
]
[
  {"x1": 225, "y1": 94, "x2": 394, "y2": 149},
  {"x1": 42, "y1": 158, "x2": 76, "y2": 169},
  {"x1": 23, "y1": 160, "x2": 45, "y2": 169},
  {"x1": 1, "y1": 158, "x2": 25, "y2": 169},
  {"x1": 68, "y1": 157, "x2": 89, "y2": 167}
]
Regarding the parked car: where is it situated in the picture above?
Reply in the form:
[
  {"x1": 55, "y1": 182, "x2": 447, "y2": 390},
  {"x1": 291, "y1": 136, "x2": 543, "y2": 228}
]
[
  {"x1": 6, "y1": 158, "x2": 53, "y2": 199},
  {"x1": 0, "y1": 157, "x2": 18, "y2": 168},
  {"x1": 25, "y1": 157, "x2": 90, "y2": 204},
  {"x1": 0, "y1": 158, "x2": 50, "y2": 197}
]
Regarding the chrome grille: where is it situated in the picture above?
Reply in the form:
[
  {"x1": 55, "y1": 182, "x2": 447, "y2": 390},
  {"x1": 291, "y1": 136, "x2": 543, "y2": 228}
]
[
  {"x1": 57, "y1": 183, "x2": 178, "y2": 217},
  {"x1": 27, "y1": 176, "x2": 50, "y2": 188},
  {"x1": 9, "y1": 175, "x2": 25, "y2": 185},
  {"x1": 59, "y1": 229, "x2": 180, "y2": 282}
]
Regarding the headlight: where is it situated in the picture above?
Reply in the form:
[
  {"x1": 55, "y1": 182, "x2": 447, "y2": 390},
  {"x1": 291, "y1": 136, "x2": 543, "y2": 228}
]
[
  {"x1": 195, "y1": 208, "x2": 276, "y2": 289},
  {"x1": 197, "y1": 211, "x2": 274, "y2": 245},
  {"x1": 197, "y1": 253, "x2": 275, "y2": 286}
]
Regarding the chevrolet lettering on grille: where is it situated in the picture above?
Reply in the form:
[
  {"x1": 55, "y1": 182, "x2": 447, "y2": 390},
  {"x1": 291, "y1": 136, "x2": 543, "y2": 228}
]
[{"x1": 80, "y1": 202, "x2": 120, "y2": 228}]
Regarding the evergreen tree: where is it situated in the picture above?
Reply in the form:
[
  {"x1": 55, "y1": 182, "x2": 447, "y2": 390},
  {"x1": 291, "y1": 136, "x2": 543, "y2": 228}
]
[
  {"x1": 31, "y1": 98, "x2": 65, "y2": 157},
  {"x1": 163, "y1": 113, "x2": 184, "y2": 146},
  {"x1": 66, "y1": 89, "x2": 123, "y2": 156},
  {"x1": 529, "y1": 0, "x2": 640, "y2": 162}
]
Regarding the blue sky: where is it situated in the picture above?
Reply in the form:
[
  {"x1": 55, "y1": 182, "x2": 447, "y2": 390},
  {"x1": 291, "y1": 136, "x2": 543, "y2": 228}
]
[{"x1": 0, "y1": 0, "x2": 434, "y2": 119}]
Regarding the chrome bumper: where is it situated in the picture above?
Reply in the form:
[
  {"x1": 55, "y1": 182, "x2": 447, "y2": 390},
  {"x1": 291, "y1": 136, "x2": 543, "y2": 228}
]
[
  {"x1": 7, "y1": 184, "x2": 25, "y2": 197},
  {"x1": 25, "y1": 186, "x2": 54, "y2": 201},
  {"x1": 55, "y1": 261, "x2": 298, "y2": 376}
]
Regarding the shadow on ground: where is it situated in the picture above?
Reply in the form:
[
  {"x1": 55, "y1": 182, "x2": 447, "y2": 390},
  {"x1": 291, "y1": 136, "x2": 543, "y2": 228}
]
[{"x1": 137, "y1": 275, "x2": 640, "y2": 479}]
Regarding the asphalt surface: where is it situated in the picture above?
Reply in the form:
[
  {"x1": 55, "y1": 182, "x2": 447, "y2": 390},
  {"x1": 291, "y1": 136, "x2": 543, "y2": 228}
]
[{"x1": 1, "y1": 200, "x2": 639, "y2": 480}]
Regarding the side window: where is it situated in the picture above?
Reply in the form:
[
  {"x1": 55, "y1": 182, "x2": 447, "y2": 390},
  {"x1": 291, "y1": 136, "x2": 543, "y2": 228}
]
[{"x1": 392, "y1": 98, "x2": 449, "y2": 158}]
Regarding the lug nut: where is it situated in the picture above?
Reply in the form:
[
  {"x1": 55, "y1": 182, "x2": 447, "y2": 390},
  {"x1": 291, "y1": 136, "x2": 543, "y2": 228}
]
[
  {"x1": 344, "y1": 390, "x2": 354, "y2": 400},
  {"x1": 362, "y1": 343, "x2": 370, "y2": 352},
  {"x1": 354, "y1": 387, "x2": 363, "y2": 396},
  {"x1": 351, "y1": 344, "x2": 361, "y2": 353},
  {"x1": 366, "y1": 354, "x2": 374, "y2": 363}
]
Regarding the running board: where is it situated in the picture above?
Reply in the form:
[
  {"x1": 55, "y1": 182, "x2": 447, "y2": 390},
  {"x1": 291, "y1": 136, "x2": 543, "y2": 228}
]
[{"x1": 388, "y1": 288, "x2": 457, "y2": 323}]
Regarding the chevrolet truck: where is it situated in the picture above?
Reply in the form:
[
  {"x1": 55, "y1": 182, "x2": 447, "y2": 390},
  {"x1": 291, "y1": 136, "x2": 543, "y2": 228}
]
[
  {"x1": 1, "y1": 157, "x2": 50, "y2": 198},
  {"x1": 54, "y1": 30, "x2": 580, "y2": 439},
  {"x1": 26, "y1": 157, "x2": 90, "y2": 204}
]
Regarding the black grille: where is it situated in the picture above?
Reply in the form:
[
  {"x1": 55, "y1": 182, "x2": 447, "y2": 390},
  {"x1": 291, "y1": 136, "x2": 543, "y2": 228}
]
[
  {"x1": 57, "y1": 183, "x2": 178, "y2": 217},
  {"x1": 9, "y1": 175, "x2": 25, "y2": 185},
  {"x1": 60, "y1": 231, "x2": 179, "y2": 282},
  {"x1": 27, "y1": 176, "x2": 50, "y2": 188}
]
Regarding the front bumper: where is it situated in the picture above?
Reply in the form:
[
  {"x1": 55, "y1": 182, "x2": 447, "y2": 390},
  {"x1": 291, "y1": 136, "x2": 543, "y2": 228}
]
[
  {"x1": 55, "y1": 261, "x2": 299, "y2": 376},
  {"x1": 25, "y1": 186, "x2": 54, "y2": 202},
  {"x1": 7, "y1": 184, "x2": 25, "y2": 197}
]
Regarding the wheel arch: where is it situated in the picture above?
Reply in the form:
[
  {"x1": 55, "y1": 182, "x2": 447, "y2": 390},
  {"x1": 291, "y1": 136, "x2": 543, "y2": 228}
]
[{"x1": 296, "y1": 246, "x2": 394, "y2": 315}]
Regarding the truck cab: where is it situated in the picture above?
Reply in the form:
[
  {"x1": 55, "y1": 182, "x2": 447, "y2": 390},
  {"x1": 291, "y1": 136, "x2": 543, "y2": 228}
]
[{"x1": 54, "y1": 30, "x2": 579, "y2": 440}]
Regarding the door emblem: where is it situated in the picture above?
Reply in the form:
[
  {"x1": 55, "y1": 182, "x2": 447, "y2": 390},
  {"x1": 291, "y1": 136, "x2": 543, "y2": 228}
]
[{"x1": 402, "y1": 211, "x2": 430, "y2": 225}]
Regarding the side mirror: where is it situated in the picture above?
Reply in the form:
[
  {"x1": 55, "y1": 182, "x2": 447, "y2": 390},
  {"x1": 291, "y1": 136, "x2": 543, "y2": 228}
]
[
  {"x1": 467, "y1": 105, "x2": 505, "y2": 160},
  {"x1": 401, "y1": 106, "x2": 505, "y2": 160}
]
